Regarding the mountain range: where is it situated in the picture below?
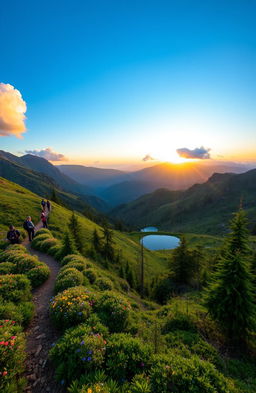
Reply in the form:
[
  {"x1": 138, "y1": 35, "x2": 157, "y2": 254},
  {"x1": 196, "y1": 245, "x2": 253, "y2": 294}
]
[
  {"x1": 111, "y1": 169, "x2": 256, "y2": 234},
  {"x1": 0, "y1": 151, "x2": 108, "y2": 214},
  {"x1": 59, "y1": 161, "x2": 252, "y2": 206}
]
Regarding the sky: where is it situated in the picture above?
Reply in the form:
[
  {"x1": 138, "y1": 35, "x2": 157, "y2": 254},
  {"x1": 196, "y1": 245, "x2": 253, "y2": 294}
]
[{"x1": 0, "y1": 0, "x2": 255, "y2": 169}]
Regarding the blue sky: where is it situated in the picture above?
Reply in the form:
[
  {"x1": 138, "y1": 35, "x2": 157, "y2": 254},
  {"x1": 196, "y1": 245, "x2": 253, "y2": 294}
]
[{"x1": 0, "y1": 0, "x2": 255, "y2": 168}]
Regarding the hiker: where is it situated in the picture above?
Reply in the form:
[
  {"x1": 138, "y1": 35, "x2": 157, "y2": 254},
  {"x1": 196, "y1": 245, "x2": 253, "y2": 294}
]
[
  {"x1": 7, "y1": 225, "x2": 20, "y2": 244},
  {"x1": 41, "y1": 211, "x2": 48, "y2": 228},
  {"x1": 41, "y1": 199, "x2": 46, "y2": 212},
  {"x1": 23, "y1": 216, "x2": 35, "y2": 241},
  {"x1": 46, "y1": 200, "x2": 51, "y2": 212}
]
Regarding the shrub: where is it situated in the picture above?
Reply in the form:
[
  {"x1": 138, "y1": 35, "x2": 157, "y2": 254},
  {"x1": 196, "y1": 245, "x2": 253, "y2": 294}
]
[
  {"x1": 84, "y1": 268, "x2": 98, "y2": 284},
  {"x1": 50, "y1": 286, "x2": 97, "y2": 329},
  {"x1": 95, "y1": 291, "x2": 131, "y2": 332},
  {"x1": 105, "y1": 333, "x2": 153, "y2": 381},
  {"x1": 27, "y1": 264, "x2": 50, "y2": 287},
  {"x1": 0, "y1": 320, "x2": 26, "y2": 393},
  {"x1": 61, "y1": 261, "x2": 86, "y2": 273},
  {"x1": 38, "y1": 238, "x2": 60, "y2": 252},
  {"x1": 48, "y1": 244, "x2": 62, "y2": 258},
  {"x1": 50, "y1": 323, "x2": 107, "y2": 384},
  {"x1": 11, "y1": 254, "x2": 39, "y2": 274},
  {"x1": 149, "y1": 353, "x2": 236, "y2": 393},
  {"x1": 0, "y1": 249, "x2": 23, "y2": 263},
  {"x1": 163, "y1": 311, "x2": 197, "y2": 334},
  {"x1": 31, "y1": 234, "x2": 51, "y2": 249},
  {"x1": 95, "y1": 277, "x2": 113, "y2": 291},
  {"x1": 55, "y1": 268, "x2": 84, "y2": 293},
  {"x1": 61, "y1": 254, "x2": 88, "y2": 266},
  {"x1": 0, "y1": 275, "x2": 31, "y2": 302},
  {"x1": 0, "y1": 262, "x2": 14, "y2": 275},
  {"x1": 35, "y1": 228, "x2": 52, "y2": 237},
  {"x1": 7, "y1": 244, "x2": 27, "y2": 252}
]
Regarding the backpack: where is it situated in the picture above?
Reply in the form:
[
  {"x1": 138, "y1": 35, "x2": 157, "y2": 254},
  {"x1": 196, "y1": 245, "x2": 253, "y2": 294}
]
[
  {"x1": 9, "y1": 230, "x2": 17, "y2": 240},
  {"x1": 23, "y1": 220, "x2": 28, "y2": 230}
]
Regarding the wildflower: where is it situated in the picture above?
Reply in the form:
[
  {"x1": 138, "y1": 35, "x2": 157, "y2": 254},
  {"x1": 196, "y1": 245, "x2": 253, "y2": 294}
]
[{"x1": 80, "y1": 340, "x2": 85, "y2": 345}]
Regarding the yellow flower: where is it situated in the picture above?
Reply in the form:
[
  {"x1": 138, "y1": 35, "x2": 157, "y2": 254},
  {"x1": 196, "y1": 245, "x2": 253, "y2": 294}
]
[{"x1": 87, "y1": 389, "x2": 92, "y2": 393}]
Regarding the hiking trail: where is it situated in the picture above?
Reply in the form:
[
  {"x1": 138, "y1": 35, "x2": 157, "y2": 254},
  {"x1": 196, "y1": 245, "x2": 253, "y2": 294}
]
[{"x1": 23, "y1": 214, "x2": 64, "y2": 393}]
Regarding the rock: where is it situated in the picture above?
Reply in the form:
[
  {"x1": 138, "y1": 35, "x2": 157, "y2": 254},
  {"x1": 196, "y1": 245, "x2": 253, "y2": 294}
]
[
  {"x1": 33, "y1": 379, "x2": 40, "y2": 387},
  {"x1": 28, "y1": 374, "x2": 36, "y2": 381},
  {"x1": 35, "y1": 345, "x2": 42, "y2": 356},
  {"x1": 36, "y1": 333, "x2": 46, "y2": 339}
]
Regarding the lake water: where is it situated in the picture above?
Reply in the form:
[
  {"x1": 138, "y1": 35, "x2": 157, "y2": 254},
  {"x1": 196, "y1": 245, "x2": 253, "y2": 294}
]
[
  {"x1": 140, "y1": 227, "x2": 158, "y2": 232},
  {"x1": 141, "y1": 235, "x2": 180, "y2": 251}
]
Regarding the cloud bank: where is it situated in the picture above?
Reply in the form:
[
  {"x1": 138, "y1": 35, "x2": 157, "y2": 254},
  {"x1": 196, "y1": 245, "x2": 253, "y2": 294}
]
[
  {"x1": 25, "y1": 147, "x2": 68, "y2": 161},
  {"x1": 0, "y1": 83, "x2": 27, "y2": 138},
  {"x1": 142, "y1": 154, "x2": 155, "y2": 162},
  {"x1": 176, "y1": 146, "x2": 211, "y2": 159}
]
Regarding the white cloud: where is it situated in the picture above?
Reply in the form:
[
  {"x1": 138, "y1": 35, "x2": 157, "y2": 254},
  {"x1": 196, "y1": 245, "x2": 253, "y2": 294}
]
[
  {"x1": 176, "y1": 146, "x2": 211, "y2": 159},
  {"x1": 0, "y1": 83, "x2": 27, "y2": 138},
  {"x1": 25, "y1": 147, "x2": 68, "y2": 161}
]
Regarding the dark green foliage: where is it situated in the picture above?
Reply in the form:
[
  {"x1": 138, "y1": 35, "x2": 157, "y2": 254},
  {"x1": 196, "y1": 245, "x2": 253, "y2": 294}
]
[
  {"x1": 84, "y1": 268, "x2": 98, "y2": 284},
  {"x1": 50, "y1": 323, "x2": 108, "y2": 384},
  {"x1": 152, "y1": 275, "x2": 175, "y2": 304},
  {"x1": 94, "y1": 277, "x2": 113, "y2": 291},
  {"x1": 95, "y1": 291, "x2": 131, "y2": 333},
  {"x1": 27, "y1": 264, "x2": 50, "y2": 287},
  {"x1": 55, "y1": 268, "x2": 84, "y2": 293},
  {"x1": 0, "y1": 274, "x2": 31, "y2": 302},
  {"x1": 171, "y1": 237, "x2": 193, "y2": 285},
  {"x1": 68, "y1": 212, "x2": 84, "y2": 253},
  {"x1": 225, "y1": 209, "x2": 251, "y2": 255},
  {"x1": 205, "y1": 209, "x2": 256, "y2": 344},
  {"x1": 0, "y1": 262, "x2": 14, "y2": 274},
  {"x1": 149, "y1": 353, "x2": 236, "y2": 393},
  {"x1": 92, "y1": 228, "x2": 101, "y2": 252},
  {"x1": 101, "y1": 225, "x2": 115, "y2": 261},
  {"x1": 61, "y1": 254, "x2": 89, "y2": 267},
  {"x1": 205, "y1": 252, "x2": 256, "y2": 343},
  {"x1": 0, "y1": 302, "x2": 34, "y2": 327},
  {"x1": 60, "y1": 230, "x2": 78, "y2": 259},
  {"x1": 105, "y1": 333, "x2": 153, "y2": 381}
]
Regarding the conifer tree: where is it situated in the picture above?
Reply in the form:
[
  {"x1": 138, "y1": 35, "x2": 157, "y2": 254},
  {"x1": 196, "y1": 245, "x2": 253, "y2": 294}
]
[
  {"x1": 50, "y1": 188, "x2": 62, "y2": 205},
  {"x1": 171, "y1": 236, "x2": 192, "y2": 285},
  {"x1": 68, "y1": 212, "x2": 84, "y2": 253},
  {"x1": 61, "y1": 230, "x2": 78, "y2": 257},
  {"x1": 205, "y1": 209, "x2": 256, "y2": 344},
  {"x1": 92, "y1": 228, "x2": 101, "y2": 252},
  {"x1": 102, "y1": 224, "x2": 115, "y2": 261}
]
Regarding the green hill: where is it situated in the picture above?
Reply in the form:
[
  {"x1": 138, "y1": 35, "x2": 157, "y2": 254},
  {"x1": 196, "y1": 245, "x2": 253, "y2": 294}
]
[
  {"x1": 0, "y1": 177, "x2": 169, "y2": 280},
  {"x1": 112, "y1": 169, "x2": 256, "y2": 234}
]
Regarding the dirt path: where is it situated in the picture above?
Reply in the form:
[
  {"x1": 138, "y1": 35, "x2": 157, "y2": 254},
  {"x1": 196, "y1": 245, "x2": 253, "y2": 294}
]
[{"x1": 23, "y1": 215, "x2": 64, "y2": 393}]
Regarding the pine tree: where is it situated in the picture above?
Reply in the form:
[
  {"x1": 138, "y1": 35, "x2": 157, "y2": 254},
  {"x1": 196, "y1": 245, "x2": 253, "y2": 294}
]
[
  {"x1": 171, "y1": 236, "x2": 192, "y2": 285},
  {"x1": 92, "y1": 228, "x2": 101, "y2": 252},
  {"x1": 68, "y1": 212, "x2": 84, "y2": 253},
  {"x1": 50, "y1": 188, "x2": 62, "y2": 205},
  {"x1": 225, "y1": 209, "x2": 251, "y2": 255},
  {"x1": 61, "y1": 230, "x2": 78, "y2": 257},
  {"x1": 205, "y1": 209, "x2": 256, "y2": 344},
  {"x1": 102, "y1": 224, "x2": 115, "y2": 261}
]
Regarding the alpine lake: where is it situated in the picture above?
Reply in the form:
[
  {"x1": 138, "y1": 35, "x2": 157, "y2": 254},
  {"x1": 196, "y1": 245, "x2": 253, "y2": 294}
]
[{"x1": 140, "y1": 227, "x2": 180, "y2": 251}]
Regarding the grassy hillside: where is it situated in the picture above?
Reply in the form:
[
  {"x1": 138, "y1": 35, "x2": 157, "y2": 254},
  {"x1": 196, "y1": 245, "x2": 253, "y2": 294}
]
[{"x1": 0, "y1": 177, "x2": 169, "y2": 280}]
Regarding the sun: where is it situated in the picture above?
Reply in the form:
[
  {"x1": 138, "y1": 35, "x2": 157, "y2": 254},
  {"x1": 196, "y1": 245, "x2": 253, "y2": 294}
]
[{"x1": 156, "y1": 151, "x2": 192, "y2": 164}]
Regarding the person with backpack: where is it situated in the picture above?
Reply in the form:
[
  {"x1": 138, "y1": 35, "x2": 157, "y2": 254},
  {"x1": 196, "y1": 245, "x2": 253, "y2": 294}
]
[
  {"x1": 41, "y1": 211, "x2": 48, "y2": 228},
  {"x1": 7, "y1": 225, "x2": 20, "y2": 244},
  {"x1": 46, "y1": 200, "x2": 51, "y2": 212},
  {"x1": 23, "y1": 216, "x2": 35, "y2": 241},
  {"x1": 41, "y1": 199, "x2": 46, "y2": 212}
]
